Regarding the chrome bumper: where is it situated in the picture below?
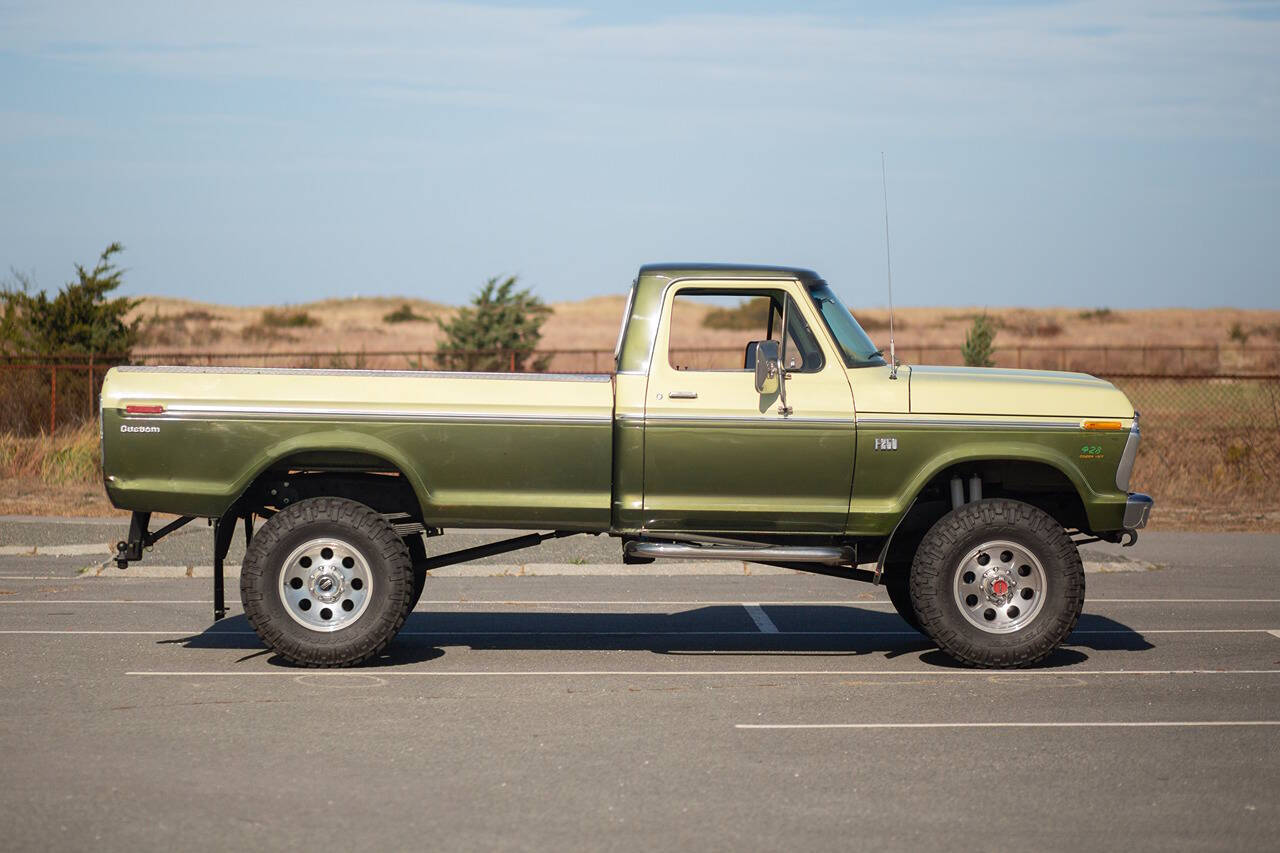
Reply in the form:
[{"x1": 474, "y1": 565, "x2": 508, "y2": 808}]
[{"x1": 1124, "y1": 493, "x2": 1154, "y2": 530}]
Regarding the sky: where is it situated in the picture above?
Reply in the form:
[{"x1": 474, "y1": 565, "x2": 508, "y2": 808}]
[{"x1": 1, "y1": 0, "x2": 1277, "y2": 309}]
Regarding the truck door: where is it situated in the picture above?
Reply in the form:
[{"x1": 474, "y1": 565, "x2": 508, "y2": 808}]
[{"x1": 642, "y1": 280, "x2": 856, "y2": 533}]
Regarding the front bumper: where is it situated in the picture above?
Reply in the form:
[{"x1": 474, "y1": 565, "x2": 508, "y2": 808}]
[{"x1": 1124, "y1": 493, "x2": 1154, "y2": 530}]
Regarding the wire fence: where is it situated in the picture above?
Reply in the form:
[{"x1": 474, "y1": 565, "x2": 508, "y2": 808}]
[
  {"x1": 1111, "y1": 375, "x2": 1279, "y2": 517},
  {"x1": 2, "y1": 350, "x2": 1278, "y2": 519}
]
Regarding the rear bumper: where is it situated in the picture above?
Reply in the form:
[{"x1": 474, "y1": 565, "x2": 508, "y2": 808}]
[{"x1": 1123, "y1": 493, "x2": 1154, "y2": 530}]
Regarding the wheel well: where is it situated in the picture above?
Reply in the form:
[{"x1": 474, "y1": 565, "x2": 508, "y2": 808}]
[
  {"x1": 241, "y1": 452, "x2": 424, "y2": 521},
  {"x1": 944, "y1": 460, "x2": 1088, "y2": 532},
  {"x1": 882, "y1": 460, "x2": 1089, "y2": 573}
]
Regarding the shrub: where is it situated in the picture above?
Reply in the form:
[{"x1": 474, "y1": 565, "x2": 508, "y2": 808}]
[
  {"x1": 138, "y1": 309, "x2": 224, "y2": 347},
  {"x1": 1079, "y1": 307, "x2": 1117, "y2": 322},
  {"x1": 383, "y1": 304, "x2": 430, "y2": 324},
  {"x1": 435, "y1": 276, "x2": 551, "y2": 372},
  {"x1": 702, "y1": 298, "x2": 771, "y2": 330},
  {"x1": 259, "y1": 309, "x2": 318, "y2": 328},
  {"x1": 961, "y1": 314, "x2": 997, "y2": 367},
  {"x1": 1, "y1": 243, "x2": 138, "y2": 356}
]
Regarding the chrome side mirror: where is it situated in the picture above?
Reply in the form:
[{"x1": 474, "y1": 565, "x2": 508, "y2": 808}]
[{"x1": 753, "y1": 339, "x2": 780, "y2": 395}]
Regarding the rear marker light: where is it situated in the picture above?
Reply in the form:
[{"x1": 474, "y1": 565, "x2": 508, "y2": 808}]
[{"x1": 125, "y1": 405, "x2": 165, "y2": 415}]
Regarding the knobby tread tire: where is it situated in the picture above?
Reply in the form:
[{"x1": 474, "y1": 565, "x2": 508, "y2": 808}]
[
  {"x1": 908, "y1": 498, "x2": 1084, "y2": 668},
  {"x1": 403, "y1": 534, "x2": 428, "y2": 617},
  {"x1": 241, "y1": 497, "x2": 413, "y2": 667},
  {"x1": 882, "y1": 564, "x2": 922, "y2": 632}
]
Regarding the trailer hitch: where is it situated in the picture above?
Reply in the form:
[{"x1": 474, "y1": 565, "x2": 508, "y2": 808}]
[
  {"x1": 115, "y1": 509, "x2": 247, "y2": 621},
  {"x1": 114, "y1": 512, "x2": 197, "y2": 568}
]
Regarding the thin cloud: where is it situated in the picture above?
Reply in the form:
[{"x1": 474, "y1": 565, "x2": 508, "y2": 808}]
[{"x1": 0, "y1": 0, "x2": 1275, "y2": 138}]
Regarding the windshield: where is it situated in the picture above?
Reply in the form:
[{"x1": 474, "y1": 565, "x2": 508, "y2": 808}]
[{"x1": 805, "y1": 281, "x2": 888, "y2": 368}]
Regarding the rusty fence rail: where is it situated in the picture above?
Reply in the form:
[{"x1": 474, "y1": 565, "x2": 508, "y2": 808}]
[{"x1": 3, "y1": 343, "x2": 1279, "y2": 373}]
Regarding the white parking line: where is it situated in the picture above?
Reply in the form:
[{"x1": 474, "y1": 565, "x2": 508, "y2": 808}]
[
  {"x1": 4, "y1": 628, "x2": 1279, "y2": 637},
  {"x1": 743, "y1": 604, "x2": 779, "y2": 633},
  {"x1": 125, "y1": 669, "x2": 1280, "y2": 678},
  {"x1": 1269, "y1": 630, "x2": 1280, "y2": 640},
  {"x1": 0, "y1": 571, "x2": 78, "y2": 578},
  {"x1": 0, "y1": 544, "x2": 110, "y2": 556},
  {"x1": 0, "y1": 625, "x2": 254, "y2": 630},
  {"x1": 0, "y1": 600, "x2": 222, "y2": 604},
  {"x1": 735, "y1": 721, "x2": 1280, "y2": 730},
  {"x1": 3, "y1": 597, "x2": 1279, "y2": 605}
]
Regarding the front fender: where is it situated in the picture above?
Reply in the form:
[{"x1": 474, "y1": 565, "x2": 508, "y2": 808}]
[{"x1": 848, "y1": 424, "x2": 1130, "y2": 536}]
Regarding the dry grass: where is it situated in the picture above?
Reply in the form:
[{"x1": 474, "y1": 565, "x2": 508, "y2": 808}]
[
  {"x1": 5, "y1": 291, "x2": 1274, "y2": 526},
  {"x1": 0, "y1": 423, "x2": 116, "y2": 516},
  {"x1": 1, "y1": 422, "x2": 100, "y2": 484},
  {"x1": 125, "y1": 294, "x2": 1280, "y2": 358}
]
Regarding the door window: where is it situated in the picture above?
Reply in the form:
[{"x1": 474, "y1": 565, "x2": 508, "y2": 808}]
[{"x1": 667, "y1": 290, "x2": 824, "y2": 372}]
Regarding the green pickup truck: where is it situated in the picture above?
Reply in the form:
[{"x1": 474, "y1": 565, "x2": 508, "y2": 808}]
[{"x1": 101, "y1": 263, "x2": 1152, "y2": 668}]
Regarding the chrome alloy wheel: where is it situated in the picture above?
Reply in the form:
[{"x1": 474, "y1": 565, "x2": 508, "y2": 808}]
[
  {"x1": 951, "y1": 539, "x2": 1047, "y2": 634},
  {"x1": 278, "y1": 538, "x2": 373, "y2": 632}
]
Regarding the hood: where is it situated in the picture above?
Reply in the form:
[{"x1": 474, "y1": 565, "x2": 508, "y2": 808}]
[{"x1": 909, "y1": 365, "x2": 1134, "y2": 418}]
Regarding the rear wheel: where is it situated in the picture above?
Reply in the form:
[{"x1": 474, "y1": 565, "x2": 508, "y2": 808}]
[
  {"x1": 882, "y1": 564, "x2": 921, "y2": 632},
  {"x1": 241, "y1": 497, "x2": 414, "y2": 666},
  {"x1": 909, "y1": 498, "x2": 1084, "y2": 668},
  {"x1": 403, "y1": 534, "x2": 428, "y2": 616}
]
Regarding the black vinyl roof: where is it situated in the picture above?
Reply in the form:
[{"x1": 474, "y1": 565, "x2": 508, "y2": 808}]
[{"x1": 638, "y1": 262, "x2": 822, "y2": 282}]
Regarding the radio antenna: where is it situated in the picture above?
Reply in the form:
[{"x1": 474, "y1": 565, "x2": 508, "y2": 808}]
[{"x1": 880, "y1": 151, "x2": 899, "y2": 380}]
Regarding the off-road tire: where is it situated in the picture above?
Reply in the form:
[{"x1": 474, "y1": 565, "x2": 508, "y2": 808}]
[
  {"x1": 403, "y1": 534, "x2": 428, "y2": 616},
  {"x1": 241, "y1": 497, "x2": 414, "y2": 667},
  {"x1": 909, "y1": 498, "x2": 1084, "y2": 668},
  {"x1": 882, "y1": 564, "x2": 921, "y2": 632}
]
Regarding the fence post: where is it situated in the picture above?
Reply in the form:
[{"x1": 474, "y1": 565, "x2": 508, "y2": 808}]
[
  {"x1": 88, "y1": 353, "x2": 95, "y2": 421},
  {"x1": 50, "y1": 365, "x2": 57, "y2": 434}
]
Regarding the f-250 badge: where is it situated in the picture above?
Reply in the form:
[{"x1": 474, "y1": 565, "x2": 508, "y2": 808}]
[{"x1": 874, "y1": 437, "x2": 898, "y2": 451}]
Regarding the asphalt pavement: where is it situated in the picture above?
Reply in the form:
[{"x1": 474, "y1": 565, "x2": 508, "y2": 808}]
[{"x1": 0, "y1": 519, "x2": 1277, "y2": 852}]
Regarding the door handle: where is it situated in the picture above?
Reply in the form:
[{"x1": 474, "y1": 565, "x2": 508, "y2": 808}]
[{"x1": 668, "y1": 391, "x2": 698, "y2": 399}]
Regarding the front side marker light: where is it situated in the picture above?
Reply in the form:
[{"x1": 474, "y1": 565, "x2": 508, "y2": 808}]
[{"x1": 1082, "y1": 420, "x2": 1123, "y2": 431}]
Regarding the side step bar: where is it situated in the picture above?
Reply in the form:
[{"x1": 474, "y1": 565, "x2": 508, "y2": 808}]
[{"x1": 624, "y1": 540, "x2": 854, "y2": 566}]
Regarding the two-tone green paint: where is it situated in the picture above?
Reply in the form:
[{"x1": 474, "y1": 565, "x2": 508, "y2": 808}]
[
  {"x1": 100, "y1": 264, "x2": 1146, "y2": 542},
  {"x1": 848, "y1": 420, "x2": 1132, "y2": 534}
]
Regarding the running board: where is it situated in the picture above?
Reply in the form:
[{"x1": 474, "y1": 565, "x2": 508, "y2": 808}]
[{"x1": 624, "y1": 541, "x2": 854, "y2": 566}]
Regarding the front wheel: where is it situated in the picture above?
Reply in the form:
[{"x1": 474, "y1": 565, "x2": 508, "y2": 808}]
[
  {"x1": 909, "y1": 498, "x2": 1084, "y2": 668},
  {"x1": 241, "y1": 497, "x2": 414, "y2": 666}
]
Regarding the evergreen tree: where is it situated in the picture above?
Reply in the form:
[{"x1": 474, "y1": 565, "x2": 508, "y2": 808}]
[
  {"x1": 436, "y1": 276, "x2": 551, "y2": 371},
  {"x1": 1, "y1": 243, "x2": 139, "y2": 356},
  {"x1": 961, "y1": 313, "x2": 997, "y2": 367}
]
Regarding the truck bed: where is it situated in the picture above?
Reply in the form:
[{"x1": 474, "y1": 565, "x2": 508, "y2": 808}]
[{"x1": 100, "y1": 366, "x2": 616, "y2": 528}]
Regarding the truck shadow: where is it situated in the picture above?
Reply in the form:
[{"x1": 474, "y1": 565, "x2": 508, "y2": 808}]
[{"x1": 169, "y1": 606, "x2": 1153, "y2": 668}]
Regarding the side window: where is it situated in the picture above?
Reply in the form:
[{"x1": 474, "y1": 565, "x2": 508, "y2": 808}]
[{"x1": 667, "y1": 290, "x2": 824, "y2": 372}]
